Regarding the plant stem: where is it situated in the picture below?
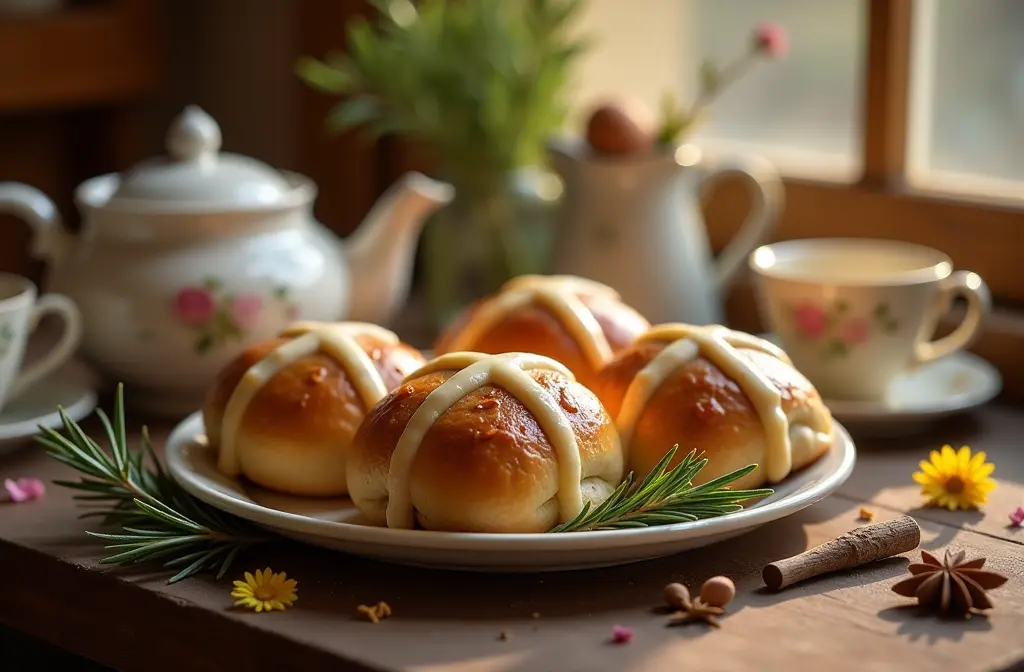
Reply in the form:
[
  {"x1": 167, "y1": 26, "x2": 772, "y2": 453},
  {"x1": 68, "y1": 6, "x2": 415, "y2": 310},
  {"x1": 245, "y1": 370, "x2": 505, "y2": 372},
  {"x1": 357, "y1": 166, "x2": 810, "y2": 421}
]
[{"x1": 690, "y1": 50, "x2": 760, "y2": 117}]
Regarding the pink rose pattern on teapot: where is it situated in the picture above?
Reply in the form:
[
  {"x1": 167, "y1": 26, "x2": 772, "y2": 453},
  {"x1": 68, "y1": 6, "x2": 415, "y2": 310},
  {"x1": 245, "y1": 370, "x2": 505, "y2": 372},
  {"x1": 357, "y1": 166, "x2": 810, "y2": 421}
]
[
  {"x1": 170, "y1": 277, "x2": 299, "y2": 354},
  {"x1": 789, "y1": 299, "x2": 900, "y2": 359}
]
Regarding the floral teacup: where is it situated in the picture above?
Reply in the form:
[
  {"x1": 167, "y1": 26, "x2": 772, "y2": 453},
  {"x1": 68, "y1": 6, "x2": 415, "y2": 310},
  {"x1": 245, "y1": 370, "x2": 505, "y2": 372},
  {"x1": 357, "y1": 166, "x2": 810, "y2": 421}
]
[
  {"x1": 749, "y1": 239, "x2": 991, "y2": 401},
  {"x1": 0, "y1": 273, "x2": 82, "y2": 412}
]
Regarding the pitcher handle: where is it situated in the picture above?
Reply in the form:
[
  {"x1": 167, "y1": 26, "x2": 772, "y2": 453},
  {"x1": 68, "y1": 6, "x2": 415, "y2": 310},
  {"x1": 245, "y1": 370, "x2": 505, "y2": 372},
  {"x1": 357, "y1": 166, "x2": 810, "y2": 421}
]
[
  {"x1": 0, "y1": 182, "x2": 69, "y2": 268},
  {"x1": 696, "y1": 152, "x2": 784, "y2": 291}
]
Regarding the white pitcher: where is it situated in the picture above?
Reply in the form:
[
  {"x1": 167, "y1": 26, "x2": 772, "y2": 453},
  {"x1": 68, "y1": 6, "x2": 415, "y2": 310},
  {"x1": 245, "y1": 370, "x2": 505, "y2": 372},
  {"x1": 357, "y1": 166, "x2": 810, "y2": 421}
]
[{"x1": 548, "y1": 140, "x2": 783, "y2": 325}]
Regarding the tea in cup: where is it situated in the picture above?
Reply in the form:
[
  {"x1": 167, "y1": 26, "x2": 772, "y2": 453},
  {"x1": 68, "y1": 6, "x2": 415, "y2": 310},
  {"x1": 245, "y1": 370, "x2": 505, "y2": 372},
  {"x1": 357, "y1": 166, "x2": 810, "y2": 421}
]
[
  {"x1": 749, "y1": 238, "x2": 990, "y2": 401},
  {"x1": 0, "y1": 273, "x2": 83, "y2": 412}
]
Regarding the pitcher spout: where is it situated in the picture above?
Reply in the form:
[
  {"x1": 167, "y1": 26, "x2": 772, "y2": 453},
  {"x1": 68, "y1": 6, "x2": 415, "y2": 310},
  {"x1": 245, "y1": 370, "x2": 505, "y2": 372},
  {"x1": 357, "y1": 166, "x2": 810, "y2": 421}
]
[{"x1": 343, "y1": 172, "x2": 454, "y2": 326}]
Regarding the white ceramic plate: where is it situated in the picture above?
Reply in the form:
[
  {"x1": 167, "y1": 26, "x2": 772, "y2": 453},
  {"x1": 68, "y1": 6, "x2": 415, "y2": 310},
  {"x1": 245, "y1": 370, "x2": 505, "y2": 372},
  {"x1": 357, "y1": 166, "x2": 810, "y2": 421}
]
[
  {"x1": 0, "y1": 359, "x2": 98, "y2": 456},
  {"x1": 758, "y1": 334, "x2": 1001, "y2": 430},
  {"x1": 166, "y1": 413, "x2": 856, "y2": 571}
]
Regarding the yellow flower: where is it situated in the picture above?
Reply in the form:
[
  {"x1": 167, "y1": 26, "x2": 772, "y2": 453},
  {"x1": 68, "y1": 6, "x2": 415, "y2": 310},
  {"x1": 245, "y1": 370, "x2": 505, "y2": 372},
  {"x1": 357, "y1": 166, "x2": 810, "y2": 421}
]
[
  {"x1": 231, "y1": 567, "x2": 297, "y2": 613},
  {"x1": 913, "y1": 445, "x2": 995, "y2": 511}
]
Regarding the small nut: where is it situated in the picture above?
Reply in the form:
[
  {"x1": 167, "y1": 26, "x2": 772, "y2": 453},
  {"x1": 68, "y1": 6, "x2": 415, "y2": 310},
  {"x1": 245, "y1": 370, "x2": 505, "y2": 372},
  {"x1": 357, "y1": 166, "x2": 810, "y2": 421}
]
[
  {"x1": 663, "y1": 582, "x2": 690, "y2": 609},
  {"x1": 699, "y1": 576, "x2": 736, "y2": 608}
]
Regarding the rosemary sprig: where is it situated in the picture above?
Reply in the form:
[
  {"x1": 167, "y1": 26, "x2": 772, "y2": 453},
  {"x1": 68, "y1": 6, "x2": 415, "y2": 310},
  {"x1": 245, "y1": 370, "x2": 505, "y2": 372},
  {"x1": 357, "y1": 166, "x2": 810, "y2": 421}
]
[
  {"x1": 38, "y1": 386, "x2": 773, "y2": 580},
  {"x1": 36, "y1": 384, "x2": 271, "y2": 584},
  {"x1": 550, "y1": 446, "x2": 773, "y2": 532}
]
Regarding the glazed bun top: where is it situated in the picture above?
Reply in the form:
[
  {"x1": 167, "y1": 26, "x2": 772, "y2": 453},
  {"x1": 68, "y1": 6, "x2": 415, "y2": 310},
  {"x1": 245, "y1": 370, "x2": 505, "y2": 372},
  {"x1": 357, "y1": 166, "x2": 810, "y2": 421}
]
[
  {"x1": 210, "y1": 321, "x2": 418, "y2": 477},
  {"x1": 604, "y1": 323, "x2": 829, "y2": 484},
  {"x1": 358, "y1": 351, "x2": 622, "y2": 530},
  {"x1": 435, "y1": 275, "x2": 649, "y2": 387}
]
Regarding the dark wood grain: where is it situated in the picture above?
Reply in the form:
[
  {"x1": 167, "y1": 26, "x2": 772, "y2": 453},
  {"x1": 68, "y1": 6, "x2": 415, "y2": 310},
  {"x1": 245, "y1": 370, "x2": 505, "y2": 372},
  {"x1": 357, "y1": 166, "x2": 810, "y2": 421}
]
[
  {"x1": 294, "y1": 0, "x2": 382, "y2": 238},
  {"x1": 0, "y1": 0, "x2": 162, "y2": 112}
]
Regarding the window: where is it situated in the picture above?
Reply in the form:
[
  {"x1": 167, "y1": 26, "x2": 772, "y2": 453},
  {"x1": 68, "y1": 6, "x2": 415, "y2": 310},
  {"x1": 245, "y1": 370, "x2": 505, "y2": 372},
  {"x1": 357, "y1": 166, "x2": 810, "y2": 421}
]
[
  {"x1": 689, "y1": 0, "x2": 866, "y2": 182},
  {"x1": 574, "y1": 0, "x2": 1024, "y2": 309},
  {"x1": 907, "y1": 0, "x2": 1024, "y2": 197}
]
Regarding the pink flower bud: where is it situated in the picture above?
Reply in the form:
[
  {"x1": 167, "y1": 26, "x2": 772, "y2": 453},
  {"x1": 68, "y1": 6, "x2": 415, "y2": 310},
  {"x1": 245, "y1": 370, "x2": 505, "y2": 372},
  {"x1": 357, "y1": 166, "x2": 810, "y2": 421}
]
[{"x1": 754, "y1": 21, "x2": 789, "y2": 58}]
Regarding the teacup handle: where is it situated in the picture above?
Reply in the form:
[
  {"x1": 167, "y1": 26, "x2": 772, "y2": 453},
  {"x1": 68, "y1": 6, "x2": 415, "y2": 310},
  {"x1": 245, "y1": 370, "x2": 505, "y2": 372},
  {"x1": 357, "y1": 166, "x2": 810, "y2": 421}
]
[
  {"x1": 9, "y1": 294, "x2": 83, "y2": 399},
  {"x1": 697, "y1": 151, "x2": 784, "y2": 291},
  {"x1": 913, "y1": 271, "x2": 991, "y2": 366}
]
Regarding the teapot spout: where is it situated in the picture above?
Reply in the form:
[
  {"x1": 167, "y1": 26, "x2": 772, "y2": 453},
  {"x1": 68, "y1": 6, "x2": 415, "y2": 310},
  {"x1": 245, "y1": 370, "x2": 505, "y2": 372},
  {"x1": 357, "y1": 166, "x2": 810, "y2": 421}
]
[{"x1": 344, "y1": 172, "x2": 454, "y2": 326}]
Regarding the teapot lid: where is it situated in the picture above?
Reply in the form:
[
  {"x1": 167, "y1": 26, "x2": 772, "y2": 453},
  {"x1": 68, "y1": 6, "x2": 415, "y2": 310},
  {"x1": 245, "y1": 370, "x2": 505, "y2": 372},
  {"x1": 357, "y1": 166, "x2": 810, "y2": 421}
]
[{"x1": 107, "y1": 106, "x2": 293, "y2": 210}]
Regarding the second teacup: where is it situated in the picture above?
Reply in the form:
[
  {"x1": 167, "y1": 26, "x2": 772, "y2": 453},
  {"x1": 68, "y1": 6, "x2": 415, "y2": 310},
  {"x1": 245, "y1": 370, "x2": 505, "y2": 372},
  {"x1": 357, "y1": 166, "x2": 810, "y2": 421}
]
[
  {"x1": 0, "y1": 273, "x2": 83, "y2": 412},
  {"x1": 749, "y1": 238, "x2": 990, "y2": 401}
]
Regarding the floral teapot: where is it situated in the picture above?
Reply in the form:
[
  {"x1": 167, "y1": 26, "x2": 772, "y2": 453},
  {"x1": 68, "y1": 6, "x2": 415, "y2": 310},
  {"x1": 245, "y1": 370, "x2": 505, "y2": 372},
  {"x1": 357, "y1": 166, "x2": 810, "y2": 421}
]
[{"x1": 0, "y1": 106, "x2": 453, "y2": 416}]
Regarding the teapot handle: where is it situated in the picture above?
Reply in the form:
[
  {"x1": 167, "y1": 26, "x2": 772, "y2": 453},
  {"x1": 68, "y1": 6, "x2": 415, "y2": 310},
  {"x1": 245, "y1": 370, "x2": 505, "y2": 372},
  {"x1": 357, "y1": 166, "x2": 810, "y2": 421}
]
[
  {"x1": 0, "y1": 183, "x2": 69, "y2": 271},
  {"x1": 695, "y1": 152, "x2": 784, "y2": 291}
]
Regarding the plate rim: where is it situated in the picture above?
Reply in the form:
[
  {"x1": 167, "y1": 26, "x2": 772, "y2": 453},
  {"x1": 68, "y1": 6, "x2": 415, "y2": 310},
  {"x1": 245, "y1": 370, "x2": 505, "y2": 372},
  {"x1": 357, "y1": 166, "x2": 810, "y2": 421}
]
[{"x1": 166, "y1": 412, "x2": 856, "y2": 552}]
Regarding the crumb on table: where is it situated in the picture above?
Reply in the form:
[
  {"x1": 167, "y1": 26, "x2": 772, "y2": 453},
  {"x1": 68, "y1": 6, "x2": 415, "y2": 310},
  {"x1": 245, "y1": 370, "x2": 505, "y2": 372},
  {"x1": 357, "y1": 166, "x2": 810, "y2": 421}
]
[{"x1": 357, "y1": 601, "x2": 392, "y2": 624}]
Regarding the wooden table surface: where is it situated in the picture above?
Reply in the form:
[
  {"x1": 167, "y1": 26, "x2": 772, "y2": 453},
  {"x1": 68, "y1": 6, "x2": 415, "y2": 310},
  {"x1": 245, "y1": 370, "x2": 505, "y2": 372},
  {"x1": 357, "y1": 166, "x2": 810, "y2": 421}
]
[{"x1": 1, "y1": 401, "x2": 1022, "y2": 672}]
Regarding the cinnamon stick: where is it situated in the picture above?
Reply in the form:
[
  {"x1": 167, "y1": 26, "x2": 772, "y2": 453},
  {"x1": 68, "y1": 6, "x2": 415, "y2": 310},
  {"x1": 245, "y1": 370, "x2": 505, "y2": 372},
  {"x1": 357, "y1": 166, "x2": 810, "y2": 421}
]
[{"x1": 762, "y1": 516, "x2": 921, "y2": 591}]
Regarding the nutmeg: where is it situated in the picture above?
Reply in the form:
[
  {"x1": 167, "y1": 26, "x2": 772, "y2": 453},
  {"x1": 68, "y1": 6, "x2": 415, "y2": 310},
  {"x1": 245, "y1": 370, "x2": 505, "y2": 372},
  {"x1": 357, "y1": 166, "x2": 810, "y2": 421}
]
[
  {"x1": 699, "y1": 576, "x2": 736, "y2": 608},
  {"x1": 663, "y1": 582, "x2": 691, "y2": 609},
  {"x1": 585, "y1": 101, "x2": 654, "y2": 156}
]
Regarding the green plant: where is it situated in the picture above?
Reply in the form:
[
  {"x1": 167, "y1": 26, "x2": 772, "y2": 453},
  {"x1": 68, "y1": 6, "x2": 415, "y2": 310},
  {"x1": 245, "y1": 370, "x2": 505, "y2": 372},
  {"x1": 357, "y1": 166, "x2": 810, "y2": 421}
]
[
  {"x1": 550, "y1": 446, "x2": 773, "y2": 532},
  {"x1": 295, "y1": 0, "x2": 588, "y2": 186},
  {"x1": 37, "y1": 385, "x2": 269, "y2": 584}
]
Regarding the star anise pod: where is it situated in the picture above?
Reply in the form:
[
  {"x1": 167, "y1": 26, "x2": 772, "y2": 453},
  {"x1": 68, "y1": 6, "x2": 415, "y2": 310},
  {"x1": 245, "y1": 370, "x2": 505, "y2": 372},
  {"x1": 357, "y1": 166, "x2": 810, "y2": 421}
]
[
  {"x1": 891, "y1": 549, "x2": 1008, "y2": 616},
  {"x1": 666, "y1": 596, "x2": 726, "y2": 628}
]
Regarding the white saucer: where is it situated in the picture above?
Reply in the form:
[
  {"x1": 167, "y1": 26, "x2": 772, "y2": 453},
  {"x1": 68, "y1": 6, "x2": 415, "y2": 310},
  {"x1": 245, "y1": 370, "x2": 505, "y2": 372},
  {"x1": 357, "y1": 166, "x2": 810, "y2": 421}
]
[
  {"x1": 166, "y1": 412, "x2": 856, "y2": 572},
  {"x1": 824, "y1": 352, "x2": 1001, "y2": 425},
  {"x1": 758, "y1": 334, "x2": 1001, "y2": 430},
  {"x1": 0, "y1": 359, "x2": 99, "y2": 456}
]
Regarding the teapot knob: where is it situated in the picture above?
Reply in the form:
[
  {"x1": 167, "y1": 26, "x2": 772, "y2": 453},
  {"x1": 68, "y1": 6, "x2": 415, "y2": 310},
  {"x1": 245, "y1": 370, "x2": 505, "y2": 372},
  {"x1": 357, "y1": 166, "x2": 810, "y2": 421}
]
[{"x1": 166, "y1": 105, "x2": 222, "y2": 162}]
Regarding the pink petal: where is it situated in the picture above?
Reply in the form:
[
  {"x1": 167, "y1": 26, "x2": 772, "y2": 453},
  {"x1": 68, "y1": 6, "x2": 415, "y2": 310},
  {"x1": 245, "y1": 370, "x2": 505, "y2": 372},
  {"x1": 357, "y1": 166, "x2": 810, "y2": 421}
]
[
  {"x1": 610, "y1": 625, "x2": 633, "y2": 644},
  {"x1": 4, "y1": 477, "x2": 45, "y2": 503},
  {"x1": 20, "y1": 478, "x2": 45, "y2": 499},
  {"x1": 4, "y1": 479, "x2": 28, "y2": 502},
  {"x1": 1010, "y1": 506, "x2": 1024, "y2": 527}
]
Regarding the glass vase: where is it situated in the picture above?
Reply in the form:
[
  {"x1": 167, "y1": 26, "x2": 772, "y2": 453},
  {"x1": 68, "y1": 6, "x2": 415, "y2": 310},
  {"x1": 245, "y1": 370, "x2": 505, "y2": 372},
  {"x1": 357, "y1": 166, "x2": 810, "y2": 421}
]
[{"x1": 421, "y1": 168, "x2": 560, "y2": 330}]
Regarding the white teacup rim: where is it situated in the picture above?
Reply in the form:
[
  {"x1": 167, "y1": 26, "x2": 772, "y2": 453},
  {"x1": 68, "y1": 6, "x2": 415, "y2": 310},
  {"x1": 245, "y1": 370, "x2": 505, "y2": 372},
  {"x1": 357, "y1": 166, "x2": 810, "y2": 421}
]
[
  {"x1": 749, "y1": 238, "x2": 954, "y2": 286},
  {"x1": 0, "y1": 272, "x2": 38, "y2": 310}
]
